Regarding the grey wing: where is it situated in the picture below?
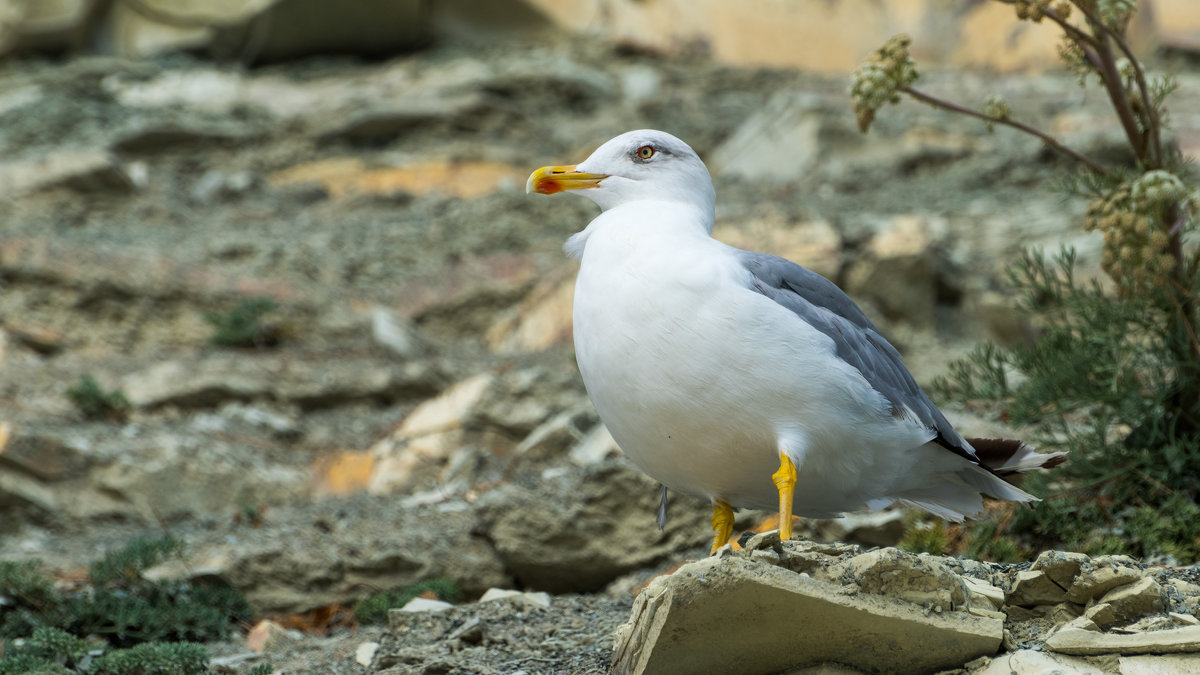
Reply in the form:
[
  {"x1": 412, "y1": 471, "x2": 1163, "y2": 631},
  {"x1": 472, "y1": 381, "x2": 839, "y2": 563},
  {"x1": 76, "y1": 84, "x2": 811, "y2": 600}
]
[{"x1": 737, "y1": 250, "x2": 977, "y2": 463}]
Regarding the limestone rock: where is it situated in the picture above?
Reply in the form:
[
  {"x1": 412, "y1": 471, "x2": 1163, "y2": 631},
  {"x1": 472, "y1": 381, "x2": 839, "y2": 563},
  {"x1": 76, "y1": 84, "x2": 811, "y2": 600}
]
[
  {"x1": 1119, "y1": 654, "x2": 1200, "y2": 675},
  {"x1": 845, "y1": 215, "x2": 939, "y2": 326},
  {"x1": 473, "y1": 460, "x2": 708, "y2": 593},
  {"x1": 1099, "y1": 577, "x2": 1164, "y2": 624},
  {"x1": 0, "y1": 149, "x2": 134, "y2": 199},
  {"x1": 1066, "y1": 563, "x2": 1144, "y2": 604},
  {"x1": 1008, "y1": 569, "x2": 1068, "y2": 608},
  {"x1": 1046, "y1": 624, "x2": 1200, "y2": 656},
  {"x1": 714, "y1": 216, "x2": 843, "y2": 280},
  {"x1": 963, "y1": 576, "x2": 1005, "y2": 611},
  {"x1": 484, "y1": 268, "x2": 576, "y2": 354},
  {"x1": 709, "y1": 92, "x2": 821, "y2": 185},
  {"x1": 123, "y1": 354, "x2": 442, "y2": 410},
  {"x1": 400, "y1": 597, "x2": 454, "y2": 613},
  {"x1": 478, "y1": 588, "x2": 551, "y2": 608},
  {"x1": 0, "y1": 429, "x2": 91, "y2": 482},
  {"x1": 973, "y1": 649, "x2": 1107, "y2": 675},
  {"x1": 246, "y1": 619, "x2": 302, "y2": 655},
  {"x1": 1031, "y1": 550, "x2": 1091, "y2": 589},
  {"x1": 223, "y1": 498, "x2": 509, "y2": 613},
  {"x1": 835, "y1": 547, "x2": 968, "y2": 612},
  {"x1": 819, "y1": 510, "x2": 905, "y2": 548},
  {"x1": 355, "y1": 641, "x2": 380, "y2": 667},
  {"x1": 611, "y1": 555, "x2": 1002, "y2": 675}
]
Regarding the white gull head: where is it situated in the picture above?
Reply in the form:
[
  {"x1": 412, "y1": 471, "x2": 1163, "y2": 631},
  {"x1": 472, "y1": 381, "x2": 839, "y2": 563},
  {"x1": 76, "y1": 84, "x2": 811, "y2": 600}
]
[{"x1": 527, "y1": 129, "x2": 715, "y2": 226}]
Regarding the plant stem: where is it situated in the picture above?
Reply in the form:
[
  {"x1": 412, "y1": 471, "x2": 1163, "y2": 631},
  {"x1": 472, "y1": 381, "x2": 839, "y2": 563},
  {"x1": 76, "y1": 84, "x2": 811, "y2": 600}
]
[{"x1": 898, "y1": 86, "x2": 1110, "y2": 176}]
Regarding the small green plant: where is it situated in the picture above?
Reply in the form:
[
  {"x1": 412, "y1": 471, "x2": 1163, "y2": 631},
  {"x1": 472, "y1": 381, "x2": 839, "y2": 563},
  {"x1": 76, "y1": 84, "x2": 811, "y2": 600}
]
[
  {"x1": 204, "y1": 297, "x2": 281, "y2": 348},
  {"x1": 65, "y1": 375, "x2": 131, "y2": 421},
  {"x1": 853, "y1": 1, "x2": 1198, "y2": 561},
  {"x1": 353, "y1": 578, "x2": 461, "y2": 624},
  {"x1": 898, "y1": 515, "x2": 951, "y2": 555},
  {"x1": 1, "y1": 536, "x2": 251, "y2": 658}
]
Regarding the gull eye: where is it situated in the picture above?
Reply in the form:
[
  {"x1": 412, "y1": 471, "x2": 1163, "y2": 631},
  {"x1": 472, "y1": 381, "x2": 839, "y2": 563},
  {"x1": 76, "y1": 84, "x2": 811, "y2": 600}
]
[{"x1": 636, "y1": 145, "x2": 656, "y2": 160}]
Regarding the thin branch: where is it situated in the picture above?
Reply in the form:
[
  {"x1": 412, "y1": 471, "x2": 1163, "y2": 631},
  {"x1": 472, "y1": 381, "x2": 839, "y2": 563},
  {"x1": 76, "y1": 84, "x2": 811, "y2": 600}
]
[
  {"x1": 898, "y1": 86, "x2": 1111, "y2": 176},
  {"x1": 1096, "y1": 18, "x2": 1165, "y2": 168}
]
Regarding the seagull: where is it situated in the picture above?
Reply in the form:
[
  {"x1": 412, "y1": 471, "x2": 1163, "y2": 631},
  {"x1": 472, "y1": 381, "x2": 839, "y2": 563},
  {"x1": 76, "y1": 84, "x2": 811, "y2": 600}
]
[{"x1": 527, "y1": 130, "x2": 1064, "y2": 553}]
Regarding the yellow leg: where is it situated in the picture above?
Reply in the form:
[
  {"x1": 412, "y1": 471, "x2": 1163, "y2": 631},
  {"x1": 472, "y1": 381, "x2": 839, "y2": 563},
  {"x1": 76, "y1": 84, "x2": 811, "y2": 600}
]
[
  {"x1": 709, "y1": 500, "x2": 734, "y2": 555},
  {"x1": 772, "y1": 454, "x2": 797, "y2": 542}
]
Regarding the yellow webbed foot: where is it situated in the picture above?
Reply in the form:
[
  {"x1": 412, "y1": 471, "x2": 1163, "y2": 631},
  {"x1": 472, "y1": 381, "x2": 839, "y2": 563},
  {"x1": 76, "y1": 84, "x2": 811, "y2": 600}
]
[
  {"x1": 709, "y1": 499, "x2": 734, "y2": 555},
  {"x1": 771, "y1": 453, "x2": 797, "y2": 542}
]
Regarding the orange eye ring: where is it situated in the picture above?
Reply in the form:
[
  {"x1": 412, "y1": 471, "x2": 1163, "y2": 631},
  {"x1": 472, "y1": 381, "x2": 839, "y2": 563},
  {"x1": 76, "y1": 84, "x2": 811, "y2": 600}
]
[{"x1": 636, "y1": 145, "x2": 656, "y2": 160}]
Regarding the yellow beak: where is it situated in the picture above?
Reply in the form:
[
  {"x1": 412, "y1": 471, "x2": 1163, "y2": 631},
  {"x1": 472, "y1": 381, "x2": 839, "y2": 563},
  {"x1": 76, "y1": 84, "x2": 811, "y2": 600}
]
[{"x1": 526, "y1": 164, "x2": 608, "y2": 195}]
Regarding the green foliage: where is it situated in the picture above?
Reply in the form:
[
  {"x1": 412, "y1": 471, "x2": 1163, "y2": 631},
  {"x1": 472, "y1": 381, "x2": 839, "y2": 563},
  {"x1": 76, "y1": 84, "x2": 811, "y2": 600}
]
[
  {"x1": 353, "y1": 578, "x2": 461, "y2": 624},
  {"x1": 898, "y1": 518, "x2": 949, "y2": 555},
  {"x1": 204, "y1": 297, "x2": 281, "y2": 348},
  {"x1": 89, "y1": 641, "x2": 210, "y2": 675},
  {"x1": 246, "y1": 664, "x2": 274, "y2": 675},
  {"x1": 0, "y1": 535, "x2": 248, "y2": 646},
  {"x1": 858, "y1": 1, "x2": 1200, "y2": 562},
  {"x1": 65, "y1": 375, "x2": 131, "y2": 421}
]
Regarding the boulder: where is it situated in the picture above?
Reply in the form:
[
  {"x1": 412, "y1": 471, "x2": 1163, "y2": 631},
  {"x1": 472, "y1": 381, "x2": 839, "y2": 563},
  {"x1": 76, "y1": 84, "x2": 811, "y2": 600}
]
[
  {"x1": 1046, "y1": 624, "x2": 1200, "y2": 656},
  {"x1": 1008, "y1": 569, "x2": 1068, "y2": 608},
  {"x1": 611, "y1": 554, "x2": 1002, "y2": 675},
  {"x1": 845, "y1": 215, "x2": 939, "y2": 326},
  {"x1": 1098, "y1": 577, "x2": 1165, "y2": 625},
  {"x1": 835, "y1": 547, "x2": 968, "y2": 612},
  {"x1": 473, "y1": 460, "x2": 709, "y2": 593}
]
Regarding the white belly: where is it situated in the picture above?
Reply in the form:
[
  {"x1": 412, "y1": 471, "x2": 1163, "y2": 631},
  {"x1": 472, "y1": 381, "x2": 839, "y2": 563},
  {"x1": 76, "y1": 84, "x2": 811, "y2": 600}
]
[{"x1": 572, "y1": 230, "x2": 933, "y2": 514}]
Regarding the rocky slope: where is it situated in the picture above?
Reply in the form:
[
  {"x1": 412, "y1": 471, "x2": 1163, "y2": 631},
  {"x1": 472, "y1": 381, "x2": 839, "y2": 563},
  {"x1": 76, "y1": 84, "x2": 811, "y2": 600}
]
[{"x1": 3, "y1": 25, "x2": 1200, "y2": 675}]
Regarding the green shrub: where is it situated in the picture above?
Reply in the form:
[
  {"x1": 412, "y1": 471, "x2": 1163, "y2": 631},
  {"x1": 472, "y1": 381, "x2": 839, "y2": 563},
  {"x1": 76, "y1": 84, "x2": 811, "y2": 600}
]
[
  {"x1": 353, "y1": 578, "x2": 461, "y2": 624},
  {"x1": 854, "y1": 1, "x2": 1199, "y2": 561},
  {"x1": 65, "y1": 375, "x2": 131, "y2": 421},
  {"x1": 204, "y1": 297, "x2": 281, "y2": 348},
  {"x1": 1, "y1": 536, "x2": 250, "y2": 647}
]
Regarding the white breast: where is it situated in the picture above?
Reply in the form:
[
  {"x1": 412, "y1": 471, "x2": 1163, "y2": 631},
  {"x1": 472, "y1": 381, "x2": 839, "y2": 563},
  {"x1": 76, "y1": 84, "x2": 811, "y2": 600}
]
[{"x1": 570, "y1": 205, "x2": 934, "y2": 513}]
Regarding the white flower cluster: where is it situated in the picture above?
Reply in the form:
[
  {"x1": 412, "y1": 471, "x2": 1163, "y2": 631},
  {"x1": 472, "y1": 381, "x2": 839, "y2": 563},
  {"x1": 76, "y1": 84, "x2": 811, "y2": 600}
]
[{"x1": 850, "y1": 35, "x2": 918, "y2": 133}]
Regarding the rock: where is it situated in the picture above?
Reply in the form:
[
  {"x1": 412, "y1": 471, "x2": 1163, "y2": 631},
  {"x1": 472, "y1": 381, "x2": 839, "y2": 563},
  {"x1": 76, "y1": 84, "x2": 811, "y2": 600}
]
[
  {"x1": 0, "y1": 149, "x2": 133, "y2": 199},
  {"x1": 611, "y1": 555, "x2": 1002, "y2": 675},
  {"x1": 123, "y1": 354, "x2": 442, "y2": 410},
  {"x1": 2, "y1": 0, "x2": 94, "y2": 53},
  {"x1": 223, "y1": 497, "x2": 509, "y2": 613},
  {"x1": 310, "y1": 450, "x2": 376, "y2": 496},
  {"x1": 973, "y1": 649, "x2": 1107, "y2": 675},
  {"x1": 479, "y1": 588, "x2": 551, "y2": 608},
  {"x1": 1153, "y1": 0, "x2": 1200, "y2": 53},
  {"x1": 816, "y1": 510, "x2": 905, "y2": 548},
  {"x1": 367, "y1": 373, "x2": 493, "y2": 494},
  {"x1": 371, "y1": 307, "x2": 430, "y2": 359},
  {"x1": 268, "y1": 158, "x2": 526, "y2": 200},
  {"x1": 0, "y1": 468, "x2": 58, "y2": 516},
  {"x1": 1008, "y1": 569, "x2": 1068, "y2": 608},
  {"x1": 484, "y1": 270, "x2": 576, "y2": 354},
  {"x1": 511, "y1": 406, "x2": 595, "y2": 466},
  {"x1": 1066, "y1": 563, "x2": 1144, "y2": 604},
  {"x1": 1046, "y1": 624, "x2": 1200, "y2": 656},
  {"x1": 400, "y1": 597, "x2": 454, "y2": 613},
  {"x1": 844, "y1": 215, "x2": 939, "y2": 326},
  {"x1": 3, "y1": 322, "x2": 65, "y2": 355},
  {"x1": 1082, "y1": 602, "x2": 1119, "y2": 629},
  {"x1": 355, "y1": 641, "x2": 380, "y2": 667},
  {"x1": 835, "y1": 547, "x2": 968, "y2": 612},
  {"x1": 709, "y1": 92, "x2": 821, "y2": 184},
  {"x1": 1098, "y1": 577, "x2": 1164, "y2": 624},
  {"x1": 1119, "y1": 654, "x2": 1200, "y2": 675},
  {"x1": 0, "y1": 429, "x2": 90, "y2": 482},
  {"x1": 713, "y1": 216, "x2": 843, "y2": 280},
  {"x1": 569, "y1": 423, "x2": 620, "y2": 466},
  {"x1": 474, "y1": 460, "x2": 708, "y2": 593},
  {"x1": 246, "y1": 619, "x2": 302, "y2": 655},
  {"x1": 962, "y1": 576, "x2": 1005, "y2": 610},
  {"x1": 1031, "y1": 550, "x2": 1091, "y2": 589},
  {"x1": 90, "y1": 434, "x2": 309, "y2": 523}
]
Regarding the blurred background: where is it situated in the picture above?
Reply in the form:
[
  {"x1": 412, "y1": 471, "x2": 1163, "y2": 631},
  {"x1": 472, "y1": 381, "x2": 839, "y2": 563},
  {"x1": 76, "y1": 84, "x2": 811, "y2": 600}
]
[{"x1": 1, "y1": 0, "x2": 1199, "y2": 671}]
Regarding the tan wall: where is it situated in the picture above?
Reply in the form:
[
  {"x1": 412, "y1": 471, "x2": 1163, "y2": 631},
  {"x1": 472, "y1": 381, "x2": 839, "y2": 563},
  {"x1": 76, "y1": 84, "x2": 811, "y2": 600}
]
[{"x1": 528, "y1": 0, "x2": 1199, "y2": 73}]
